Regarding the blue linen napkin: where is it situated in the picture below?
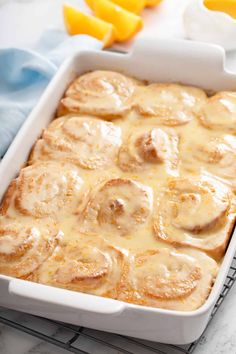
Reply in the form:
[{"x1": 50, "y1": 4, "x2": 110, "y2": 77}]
[{"x1": 0, "y1": 29, "x2": 102, "y2": 157}]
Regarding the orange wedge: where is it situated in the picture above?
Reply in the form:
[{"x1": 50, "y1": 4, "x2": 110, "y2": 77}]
[
  {"x1": 146, "y1": 0, "x2": 162, "y2": 7},
  {"x1": 85, "y1": 0, "x2": 94, "y2": 8},
  {"x1": 63, "y1": 4, "x2": 115, "y2": 48},
  {"x1": 204, "y1": 0, "x2": 236, "y2": 19},
  {"x1": 85, "y1": 0, "x2": 146, "y2": 14},
  {"x1": 93, "y1": 0, "x2": 143, "y2": 42}
]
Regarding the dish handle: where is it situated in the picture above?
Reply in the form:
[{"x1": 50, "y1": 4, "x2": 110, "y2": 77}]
[
  {"x1": 9, "y1": 279, "x2": 125, "y2": 316},
  {"x1": 130, "y1": 37, "x2": 226, "y2": 71}
]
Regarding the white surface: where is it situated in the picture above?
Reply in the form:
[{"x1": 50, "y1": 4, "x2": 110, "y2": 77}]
[
  {"x1": 0, "y1": 0, "x2": 189, "y2": 50},
  {"x1": 184, "y1": 0, "x2": 236, "y2": 50},
  {"x1": 1, "y1": 0, "x2": 236, "y2": 353}
]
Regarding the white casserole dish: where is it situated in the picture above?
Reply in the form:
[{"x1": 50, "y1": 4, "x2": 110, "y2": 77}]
[{"x1": 0, "y1": 38, "x2": 236, "y2": 345}]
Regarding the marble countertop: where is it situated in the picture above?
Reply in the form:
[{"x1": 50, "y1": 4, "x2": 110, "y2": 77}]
[{"x1": 1, "y1": 0, "x2": 236, "y2": 353}]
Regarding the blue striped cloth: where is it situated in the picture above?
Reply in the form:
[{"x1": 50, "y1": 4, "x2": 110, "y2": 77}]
[{"x1": 0, "y1": 29, "x2": 102, "y2": 157}]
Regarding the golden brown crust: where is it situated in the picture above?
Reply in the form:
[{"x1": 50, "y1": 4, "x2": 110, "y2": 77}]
[
  {"x1": 0, "y1": 181, "x2": 17, "y2": 216},
  {"x1": 198, "y1": 92, "x2": 236, "y2": 133},
  {"x1": 2, "y1": 161, "x2": 85, "y2": 219},
  {"x1": 0, "y1": 218, "x2": 62, "y2": 278},
  {"x1": 117, "y1": 248, "x2": 218, "y2": 311},
  {"x1": 30, "y1": 116, "x2": 122, "y2": 170},
  {"x1": 57, "y1": 70, "x2": 142, "y2": 118},
  {"x1": 78, "y1": 178, "x2": 153, "y2": 237},
  {"x1": 153, "y1": 176, "x2": 236, "y2": 259},
  {"x1": 33, "y1": 236, "x2": 125, "y2": 298},
  {"x1": 182, "y1": 135, "x2": 236, "y2": 192},
  {"x1": 133, "y1": 83, "x2": 207, "y2": 125},
  {"x1": 118, "y1": 126, "x2": 179, "y2": 173}
]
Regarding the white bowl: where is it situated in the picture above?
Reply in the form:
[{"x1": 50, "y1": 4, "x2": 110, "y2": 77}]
[{"x1": 183, "y1": 0, "x2": 236, "y2": 51}]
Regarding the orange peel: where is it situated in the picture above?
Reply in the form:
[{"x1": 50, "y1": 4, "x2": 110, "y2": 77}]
[
  {"x1": 63, "y1": 4, "x2": 115, "y2": 48},
  {"x1": 146, "y1": 0, "x2": 162, "y2": 7},
  {"x1": 86, "y1": 0, "x2": 146, "y2": 14},
  {"x1": 204, "y1": 0, "x2": 236, "y2": 19},
  {"x1": 93, "y1": 0, "x2": 143, "y2": 42}
]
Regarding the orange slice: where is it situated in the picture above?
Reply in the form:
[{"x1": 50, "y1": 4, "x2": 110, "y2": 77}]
[
  {"x1": 204, "y1": 0, "x2": 236, "y2": 19},
  {"x1": 63, "y1": 4, "x2": 115, "y2": 48},
  {"x1": 86, "y1": 0, "x2": 146, "y2": 14},
  {"x1": 85, "y1": 0, "x2": 94, "y2": 8},
  {"x1": 93, "y1": 0, "x2": 143, "y2": 42},
  {"x1": 146, "y1": 0, "x2": 162, "y2": 7}
]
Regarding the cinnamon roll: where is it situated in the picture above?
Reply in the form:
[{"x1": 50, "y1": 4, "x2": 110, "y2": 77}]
[
  {"x1": 79, "y1": 178, "x2": 153, "y2": 236},
  {"x1": 198, "y1": 92, "x2": 236, "y2": 133},
  {"x1": 34, "y1": 236, "x2": 124, "y2": 297},
  {"x1": 118, "y1": 126, "x2": 179, "y2": 173},
  {"x1": 153, "y1": 176, "x2": 235, "y2": 259},
  {"x1": 133, "y1": 83, "x2": 207, "y2": 125},
  {"x1": 1, "y1": 70, "x2": 236, "y2": 312},
  {"x1": 183, "y1": 135, "x2": 236, "y2": 190},
  {"x1": 0, "y1": 218, "x2": 62, "y2": 278},
  {"x1": 30, "y1": 116, "x2": 122, "y2": 170},
  {"x1": 58, "y1": 71, "x2": 140, "y2": 118},
  {"x1": 1, "y1": 161, "x2": 84, "y2": 218},
  {"x1": 118, "y1": 248, "x2": 218, "y2": 311}
]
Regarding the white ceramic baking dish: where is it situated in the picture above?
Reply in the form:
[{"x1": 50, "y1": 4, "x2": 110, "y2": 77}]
[{"x1": 0, "y1": 38, "x2": 236, "y2": 345}]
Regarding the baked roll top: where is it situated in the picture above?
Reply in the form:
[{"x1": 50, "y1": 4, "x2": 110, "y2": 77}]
[
  {"x1": 58, "y1": 70, "x2": 140, "y2": 117},
  {"x1": 79, "y1": 178, "x2": 153, "y2": 236},
  {"x1": 118, "y1": 248, "x2": 218, "y2": 311},
  {"x1": 30, "y1": 116, "x2": 122, "y2": 170},
  {"x1": 1, "y1": 161, "x2": 84, "y2": 218},
  {"x1": 133, "y1": 83, "x2": 207, "y2": 125},
  {"x1": 0, "y1": 218, "x2": 62, "y2": 278},
  {"x1": 34, "y1": 236, "x2": 124, "y2": 297},
  {"x1": 153, "y1": 176, "x2": 235, "y2": 259},
  {"x1": 199, "y1": 92, "x2": 236, "y2": 133},
  {"x1": 118, "y1": 126, "x2": 179, "y2": 174},
  {"x1": 182, "y1": 135, "x2": 236, "y2": 191}
]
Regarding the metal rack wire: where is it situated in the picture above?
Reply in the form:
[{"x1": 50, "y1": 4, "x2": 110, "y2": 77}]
[{"x1": 0, "y1": 255, "x2": 236, "y2": 354}]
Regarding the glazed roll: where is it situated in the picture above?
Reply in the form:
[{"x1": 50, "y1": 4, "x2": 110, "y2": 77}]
[
  {"x1": 79, "y1": 178, "x2": 153, "y2": 237},
  {"x1": 118, "y1": 126, "x2": 179, "y2": 173},
  {"x1": 1, "y1": 69, "x2": 235, "y2": 314},
  {"x1": 133, "y1": 83, "x2": 207, "y2": 125},
  {"x1": 153, "y1": 176, "x2": 235, "y2": 259},
  {"x1": 198, "y1": 92, "x2": 236, "y2": 133},
  {"x1": 58, "y1": 70, "x2": 141, "y2": 118},
  {"x1": 34, "y1": 236, "x2": 124, "y2": 297},
  {"x1": 118, "y1": 248, "x2": 218, "y2": 311},
  {"x1": 182, "y1": 135, "x2": 236, "y2": 191},
  {"x1": 0, "y1": 218, "x2": 62, "y2": 278},
  {"x1": 30, "y1": 116, "x2": 122, "y2": 170},
  {"x1": 0, "y1": 161, "x2": 84, "y2": 218}
]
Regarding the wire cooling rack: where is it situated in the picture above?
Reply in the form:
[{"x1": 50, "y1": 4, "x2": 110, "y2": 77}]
[{"x1": 0, "y1": 256, "x2": 236, "y2": 354}]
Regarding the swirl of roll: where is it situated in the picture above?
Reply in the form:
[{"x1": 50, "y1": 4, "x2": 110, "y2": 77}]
[
  {"x1": 34, "y1": 236, "x2": 124, "y2": 297},
  {"x1": 153, "y1": 176, "x2": 235, "y2": 259},
  {"x1": 183, "y1": 135, "x2": 236, "y2": 190},
  {"x1": 80, "y1": 178, "x2": 153, "y2": 236},
  {"x1": 133, "y1": 83, "x2": 207, "y2": 125},
  {"x1": 57, "y1": 71, "x2": 140, "y2": 118},
  {"x1": 1, "y1": 161, "x2": 84, "y2": 218},
  {"x1": 118, "y1": 248, "x2": 218, "y2": 311},
  {"x1": 198, "y1": 92, "x2": 236, "y2": 133},
  {"x1": 0, "y1": 218, "x2": 62, "y2": 278},
  {"x1": 30, "y1": 116, "x2": 122, "y2": 170},
  {"x1": 118, "y1": 126, "x2": 179, "y2": 173}
]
